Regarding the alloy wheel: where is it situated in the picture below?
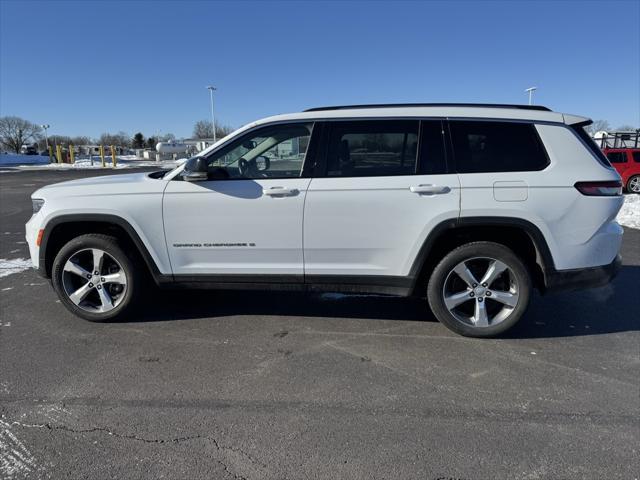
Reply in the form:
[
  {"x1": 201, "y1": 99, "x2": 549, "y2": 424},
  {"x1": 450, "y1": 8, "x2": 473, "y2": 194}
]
[
  {"x1": 442, "y1": 257, "x2": 520, "y2": 328},
  {"x1": 61, "y1": 248, "x2": 127, "y2": 313},
  {"x1": 629, "y1": 176, "x2": 640, "y2": 193}
]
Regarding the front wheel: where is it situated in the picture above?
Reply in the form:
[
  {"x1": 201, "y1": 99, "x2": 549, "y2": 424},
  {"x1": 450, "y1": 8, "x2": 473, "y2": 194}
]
[
  {"x1": 51, "y1": 234, "x2": 140, "y2": 322},
  {"x1": 427, "y1": 242, "x2": 531, "y2": 337}
]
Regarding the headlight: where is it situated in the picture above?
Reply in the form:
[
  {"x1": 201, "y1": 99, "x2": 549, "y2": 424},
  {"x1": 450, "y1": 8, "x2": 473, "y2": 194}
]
[{"x1": 32, "y1": 198, "x2": 45, "y2": 214}]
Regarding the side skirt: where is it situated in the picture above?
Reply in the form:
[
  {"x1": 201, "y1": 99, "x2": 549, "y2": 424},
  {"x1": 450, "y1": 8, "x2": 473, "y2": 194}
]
[{"x1": 161, "y1": 274, "x2": 414, "y2": 296}]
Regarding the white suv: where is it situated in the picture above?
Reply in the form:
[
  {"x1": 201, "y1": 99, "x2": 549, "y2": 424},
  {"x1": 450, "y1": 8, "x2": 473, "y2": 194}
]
[{"x1": 25, "y1": 104, "x2": 624, "y2": 337}]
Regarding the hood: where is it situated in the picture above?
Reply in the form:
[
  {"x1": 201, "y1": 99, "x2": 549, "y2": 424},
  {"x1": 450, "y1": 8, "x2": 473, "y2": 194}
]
[
  {"x1": 45, "y1": 172, "x2": 151, "y2": 189},
  {"x1": 32, "y1": 172, "x2": 166, "y2": 199}
]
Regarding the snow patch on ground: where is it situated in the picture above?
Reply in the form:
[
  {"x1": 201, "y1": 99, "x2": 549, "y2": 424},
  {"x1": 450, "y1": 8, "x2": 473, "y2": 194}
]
[
  {"x1": 0, "y1": 154, "x2": 49, "y2": 166},
  {"x1": 0, "y1": 258, "x2": 32, "y2": 278},
  {"x1": 0, "y1": 153, "x2": 184, "y2": 170},
  {"x1": 618, "y1": 194, "x2": 640, "y2": 229},
  {"x1": 0, "y1": 419, "x2": 39, "y2": 479}
]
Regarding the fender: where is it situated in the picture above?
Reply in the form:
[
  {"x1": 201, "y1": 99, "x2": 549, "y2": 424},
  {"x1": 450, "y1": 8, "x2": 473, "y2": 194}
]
[
  {"x1": 407, "y1": 216, "x2": 557, "y2": 292},
  {"x1": 38, "y1": 213, "x2": 170, "y2": 283},
  {"x1": 455, "y1": 216, "x2": 555, "y2": 271}
]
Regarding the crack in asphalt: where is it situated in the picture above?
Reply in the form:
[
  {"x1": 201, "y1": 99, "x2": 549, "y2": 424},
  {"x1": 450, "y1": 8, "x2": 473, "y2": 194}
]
[{"x1": 10, "y1": 420, "x2": 267, "y2": 480}]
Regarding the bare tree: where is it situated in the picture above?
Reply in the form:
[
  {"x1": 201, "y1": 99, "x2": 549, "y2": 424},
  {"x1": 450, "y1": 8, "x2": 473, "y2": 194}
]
[
  {"x1": 585, "y1": 119, "x2": 610, "y2": 135},
  {"x1": 0, "y1": 116, "x2": 42, "y2": 153},
  {"x1": 193, "y1": 120, "x2": 233, "y2": 139},
  {"x1": 70, "y1": 136, "x2": 92, "y2": 146},
  {"x1": 193, "y1": 120, "x2": 213, "y2": 139},
  {"x1": 616, "y1": 125, "x2": 638, "y2": 131},
  {"x1": 48, "y1": 135, "x2": 72, "y2": 145},
  {"x1": 217, "y1": 124, "x2": 233, "y2": 139},
  {"x1": 99, "y1": 131, "x2": 130, "y2": 147},
  {"x1": 159, "y1": 132, "x2": 176, "y2": 142}
]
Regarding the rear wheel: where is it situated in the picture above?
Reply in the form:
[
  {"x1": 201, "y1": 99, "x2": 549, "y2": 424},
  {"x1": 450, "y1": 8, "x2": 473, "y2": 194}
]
[
  {"x1": 627, "y1": 175, "x2": 640, "y2": 193},
  {"x1": 427, "y1": 242, "x2": 531, "y2": 337},
  {"x1": 52, "y1": 234, "x2": 140, "y2": 322}
]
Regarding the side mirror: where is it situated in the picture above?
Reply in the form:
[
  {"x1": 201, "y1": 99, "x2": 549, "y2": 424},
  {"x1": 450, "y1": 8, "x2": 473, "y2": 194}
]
[{"x1": 183, "y1": 157, "x2": 208, "y2": 182}]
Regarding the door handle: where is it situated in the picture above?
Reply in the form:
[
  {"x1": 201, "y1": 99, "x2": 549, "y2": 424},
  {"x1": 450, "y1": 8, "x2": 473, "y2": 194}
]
[
  {"x1": 263, "y1": 186, "x2": 299, "y2": 197},
  {"x1": 409, "y1": 184, "x2": 451, "y2": 195}
]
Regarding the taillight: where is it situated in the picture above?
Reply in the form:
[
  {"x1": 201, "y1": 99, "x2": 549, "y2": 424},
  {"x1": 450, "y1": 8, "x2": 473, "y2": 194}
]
[{"x1": 574, "y1": 181, "x2": 622, "y2": 196}]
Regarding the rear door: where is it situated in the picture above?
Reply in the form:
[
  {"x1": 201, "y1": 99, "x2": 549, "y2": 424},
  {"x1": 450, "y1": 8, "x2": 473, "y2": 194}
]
[{"x1": 302, "y1": 119, "x2": 460, "y2": 284}]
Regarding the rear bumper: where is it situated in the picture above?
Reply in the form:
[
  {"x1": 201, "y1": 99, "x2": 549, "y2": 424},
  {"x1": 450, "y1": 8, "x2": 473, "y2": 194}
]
[{"x1": 544, "y1": 254, "x2": 622, "y2": 293}]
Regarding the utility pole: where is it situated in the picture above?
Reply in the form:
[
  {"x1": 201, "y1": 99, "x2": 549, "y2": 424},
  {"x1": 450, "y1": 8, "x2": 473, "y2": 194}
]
[
  {"x1": 206, "y1": 85, "x2": 217, "y2": 143},
  {"x1": 41, "y1": 124, "x2": 50, "y2": 149},
  {"x1": 525, "y1": 87, "x2": 537, "y2": 105}
]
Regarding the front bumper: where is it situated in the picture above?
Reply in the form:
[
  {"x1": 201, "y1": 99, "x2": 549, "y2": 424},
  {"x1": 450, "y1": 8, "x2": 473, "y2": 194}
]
[
  {"x1": 544, "y1": 254, "x2": 622, "y2": 293},
  {"x1": 25, "y1": 214, "x2": 42, "y2": 271}
]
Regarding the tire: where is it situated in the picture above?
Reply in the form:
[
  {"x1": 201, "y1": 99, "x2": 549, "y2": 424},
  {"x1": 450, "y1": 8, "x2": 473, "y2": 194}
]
[
  {"x1": 627, "y1": 175, "x2": 640, "y2": 194},
  {"x1": 51, "y1": 234, "x2": 141, "y2": 322},
  {"x1": 427, "y1": 242, "x2": 531, "y2": 338}
]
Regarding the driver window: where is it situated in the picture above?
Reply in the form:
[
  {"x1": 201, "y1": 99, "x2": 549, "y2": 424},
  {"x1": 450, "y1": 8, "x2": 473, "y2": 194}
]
[{"x1": 206, "y1": 123, "x2": 312, "y2": 179}]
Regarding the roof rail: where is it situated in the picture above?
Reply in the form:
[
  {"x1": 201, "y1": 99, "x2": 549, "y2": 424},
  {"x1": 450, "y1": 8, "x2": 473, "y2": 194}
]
[{"x1": 304, "y1": 103, "x2": 552, "y2": 112}]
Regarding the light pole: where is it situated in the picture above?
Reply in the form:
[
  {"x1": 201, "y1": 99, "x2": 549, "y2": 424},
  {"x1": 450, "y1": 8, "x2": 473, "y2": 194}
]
[
  {"x1": 40, "y1": 124, "x2": 50, "y2": 149},
  {"x1": 525, "y1": 87, "x2": 537, "y2": 105},
  {"x1": 206, "y1": 85, "x2": 217, "y2": 143}
]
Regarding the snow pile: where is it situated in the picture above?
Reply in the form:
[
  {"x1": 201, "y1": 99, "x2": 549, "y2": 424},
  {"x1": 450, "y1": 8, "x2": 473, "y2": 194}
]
[
  {"x1": 618, "y1": 194, "x2": 640, "y2": 229},
  {"x1": 4, "y1": 155, "x2": 182, "y2": 170},
  {"x1": 0, "y1": 258, "x2": 32, "y2": 278},
  {"x1": 0, "y1": 154, "x2": 49, "y2": 166}
]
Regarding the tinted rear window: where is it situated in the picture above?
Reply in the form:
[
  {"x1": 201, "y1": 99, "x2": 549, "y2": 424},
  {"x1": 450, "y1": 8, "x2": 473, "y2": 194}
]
[
  {"x1": 450, "y1": 121, "x2": 549, "y2": 173},
  {"x1": 633, "y1": 151, "x2": 640, "y2": 163},
  {"x1": 326, "y1": 120, "x2": 419, "y2": 177}
]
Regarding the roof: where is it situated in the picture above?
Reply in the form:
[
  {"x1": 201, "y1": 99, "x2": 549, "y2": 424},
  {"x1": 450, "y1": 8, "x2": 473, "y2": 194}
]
[
  {"x1": 304, "y1": 103, "x2": 552, "y2": 112},
  {"x1": 193, "y1": 103, "x2": 590, "y2": 159},
  {"x1": 250, "y1": 104, "x2": 588, "y2": 128}
]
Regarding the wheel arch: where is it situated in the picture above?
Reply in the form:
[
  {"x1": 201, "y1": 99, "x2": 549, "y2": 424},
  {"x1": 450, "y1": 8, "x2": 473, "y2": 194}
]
[
  {"x1": 39, "y1": 214, "x2": 166, "y2": 283},
  {"x1": 409, "y1": 217, "x2": 556, "y2": 295}
]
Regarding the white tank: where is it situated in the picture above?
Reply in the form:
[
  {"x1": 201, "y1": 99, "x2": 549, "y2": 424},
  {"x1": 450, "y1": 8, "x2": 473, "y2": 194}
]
[
  {"x1": 156, "y1": 142, "x2": 188, "y2": 154},
  {"x1": 592, "y1": 131, "x2": 609, "y2": 148}
]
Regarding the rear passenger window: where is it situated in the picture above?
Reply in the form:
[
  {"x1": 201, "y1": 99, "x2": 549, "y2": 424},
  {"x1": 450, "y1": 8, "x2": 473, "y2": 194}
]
[
  {"x1": 450, "y1": 121, "x2": 549, "y2": 173},
  {"x1": 606, "y1": 152, "x2": 627, "y2": 163},
  {"x1": 326, "y1": 121, "x2": 419, "y2": 177},
  {"x1": 633, "y1": 152, "x2": 640, "y2": 163}
]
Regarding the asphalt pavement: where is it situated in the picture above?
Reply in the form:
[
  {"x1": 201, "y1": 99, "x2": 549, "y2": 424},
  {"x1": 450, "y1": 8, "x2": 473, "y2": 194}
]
[{"x1": 1, "y1": 169, "x2": 638, "y2": 479}]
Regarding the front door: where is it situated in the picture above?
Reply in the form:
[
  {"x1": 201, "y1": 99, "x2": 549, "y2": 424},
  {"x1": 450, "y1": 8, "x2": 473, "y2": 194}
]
[{"x1": 163, "y1": 122, "x2": 314, "y2": 279}]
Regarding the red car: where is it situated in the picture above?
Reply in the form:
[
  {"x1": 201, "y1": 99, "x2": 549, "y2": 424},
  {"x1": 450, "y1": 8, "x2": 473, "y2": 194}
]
[{"x1": 603, "y1": 148, "x2": 640, "y2": 193}]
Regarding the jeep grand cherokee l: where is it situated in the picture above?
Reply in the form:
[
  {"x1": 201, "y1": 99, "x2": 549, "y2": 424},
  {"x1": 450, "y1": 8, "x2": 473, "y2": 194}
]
[{"x1": 26, "y1": 104, "x2": 623, "y2": 337}]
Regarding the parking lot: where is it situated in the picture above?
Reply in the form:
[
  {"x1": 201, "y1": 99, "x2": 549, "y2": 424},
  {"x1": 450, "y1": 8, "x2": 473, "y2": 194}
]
[{"x1": 1, "y1": 169, "x2": 638, "y2": 479}]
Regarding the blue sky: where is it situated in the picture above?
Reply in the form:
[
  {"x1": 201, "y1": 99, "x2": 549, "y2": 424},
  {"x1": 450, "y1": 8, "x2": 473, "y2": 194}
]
[{"x1": 1, "y1": 0, "x2": 638, "y2": 140}]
